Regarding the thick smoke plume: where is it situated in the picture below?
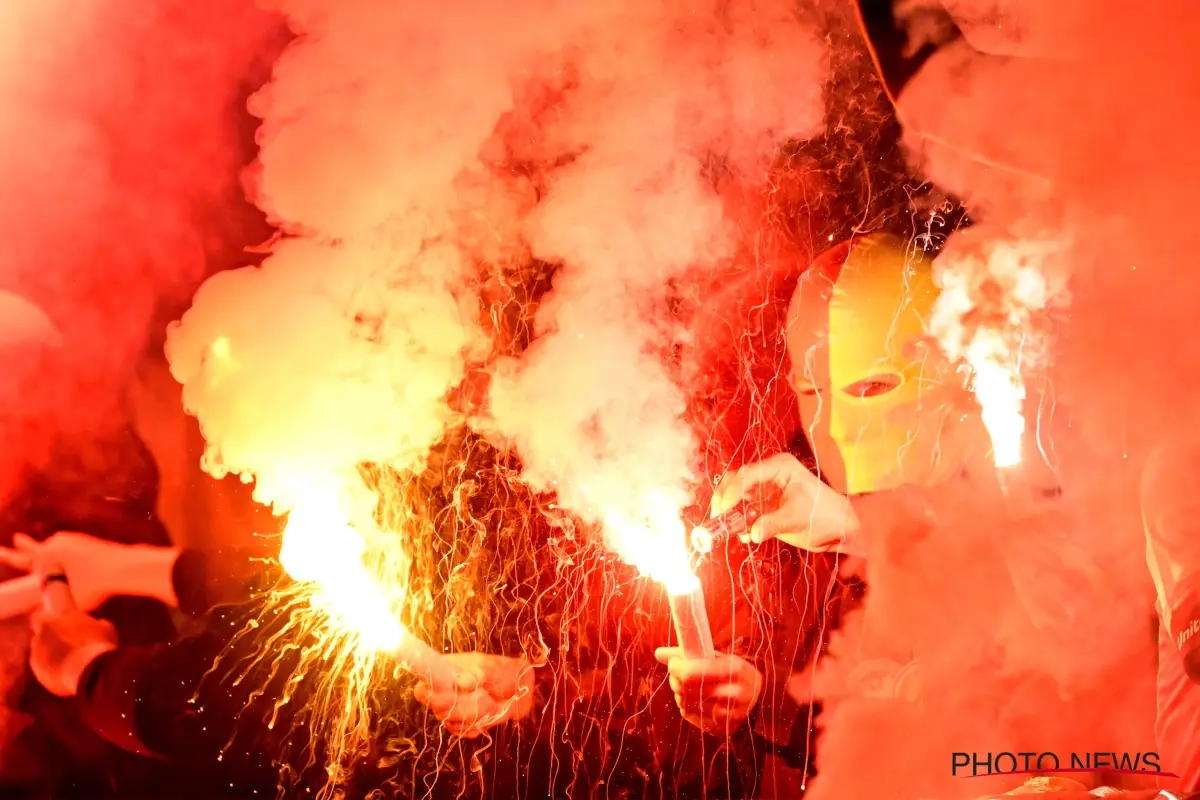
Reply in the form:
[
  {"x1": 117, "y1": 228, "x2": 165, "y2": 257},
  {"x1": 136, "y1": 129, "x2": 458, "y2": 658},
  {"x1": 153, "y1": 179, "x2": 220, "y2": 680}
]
[
  {"x1": 167, "y1": 0, "x2": 564, "y2": 509},
  {"x1": 488, "y1": 0, "x2": 826, "y2": 579},
  {"x1": 0, "y1": 0, "x2": 278, "y2": 516},
  {"x1": 168, "y1": 0, "x2": 826, "y2": 554},
  {"x1": 0, "y1": 0, "x2": 277, "y2": 770},
  {"x1": 808, "y1": 2, "x2": 1199, "y2": 796}
]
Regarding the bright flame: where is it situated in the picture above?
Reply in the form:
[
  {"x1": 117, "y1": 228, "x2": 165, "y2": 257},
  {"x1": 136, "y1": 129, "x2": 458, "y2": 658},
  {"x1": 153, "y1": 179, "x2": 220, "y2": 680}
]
[
  {"x1": 278, "y1": 480, "x2": 405, "y2": 652},
  {"x1": 602, "y1": 491, "x2": 699, "y2": 596},
  {"x1": 964, "y1": 332, "x2": 1026, "y2": 468},
  {"x1": 931, "y1": 239, "x2": 1058, "y2": 469}
]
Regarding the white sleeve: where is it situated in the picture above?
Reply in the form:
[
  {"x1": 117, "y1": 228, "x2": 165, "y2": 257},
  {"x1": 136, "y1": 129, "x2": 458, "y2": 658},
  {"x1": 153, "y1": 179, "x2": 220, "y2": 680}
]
[{"x1": 1142, "y1": 440, "x2": 1200, "y2": 637}]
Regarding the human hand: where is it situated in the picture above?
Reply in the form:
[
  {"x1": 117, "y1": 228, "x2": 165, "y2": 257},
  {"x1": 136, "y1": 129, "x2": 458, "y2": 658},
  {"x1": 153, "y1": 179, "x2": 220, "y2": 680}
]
[
  {"x1": 413, "y1": 653, "x2": 536, "y2": 738},
  {"x1": 28, "y1": 608, "x2": 117, "y2": 697},
  {"x1": 654, "y1": 647, "x2": 763, "y2": 735},
  {"x1": 0, "y1": 532, "x2": 176, "y2": 612},
  {"x1": 710, "y1": 453, "x2": 860, "y2": 553}
]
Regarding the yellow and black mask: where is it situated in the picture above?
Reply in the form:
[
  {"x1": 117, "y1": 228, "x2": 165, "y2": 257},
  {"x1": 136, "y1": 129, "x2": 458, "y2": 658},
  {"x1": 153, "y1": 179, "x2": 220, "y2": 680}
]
[{"x1": 786, "y1": 234, "x2": 973, "y2": 495}]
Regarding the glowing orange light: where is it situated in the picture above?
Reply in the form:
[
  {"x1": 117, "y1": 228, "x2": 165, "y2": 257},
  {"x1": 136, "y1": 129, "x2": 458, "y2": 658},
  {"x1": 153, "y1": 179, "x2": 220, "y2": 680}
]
[
  {"x1": 278, "y1": 485, "x2": 405, "y2": 652},
  {"x1": 932, "y1": 240, "x2": 1055, "y2": 469},
  {"x1": 276, "y1": 479, "x2": 457, "y2": 694},
  {"x1": 964, "y1": 331, "x2": 1027, "y2": 468},
  {"x1": 602, "y1": 491, "x2": 699, "y2": 596}
]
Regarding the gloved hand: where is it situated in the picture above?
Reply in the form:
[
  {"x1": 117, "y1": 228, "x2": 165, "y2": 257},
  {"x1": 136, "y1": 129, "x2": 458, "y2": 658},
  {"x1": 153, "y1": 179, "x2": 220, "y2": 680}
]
[
  {"x1": 710, "y1": 453, "x2": 861, "y2": 553},
  {"x1": 413, "y1": 653, "x2": 536, "y2": 738},
  {"x1": 654, "y1": 647, "x2": 763, "y2": 735},
  {"x1": 0, "y1": 532, "x2": 178, "y2": 612},
  {"x1": 28, "y1": 607, "x2": 117, "y2": 697}
]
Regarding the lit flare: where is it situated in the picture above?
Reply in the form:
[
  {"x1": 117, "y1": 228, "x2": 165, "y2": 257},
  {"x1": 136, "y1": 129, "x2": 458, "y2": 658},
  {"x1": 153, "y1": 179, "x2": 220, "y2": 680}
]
[
  {"x1": 603, "y1": 492, "x2": 714, "y2": 659},
  {"x1": 277, "y1": 481, "x2": 456, "y2": 690},
  {"x1": 931, "y1": 240, "x2": 1055, "y2": 469},
  {"x1": 278, "y1": 488, "x2": 405, "y2": 652}
]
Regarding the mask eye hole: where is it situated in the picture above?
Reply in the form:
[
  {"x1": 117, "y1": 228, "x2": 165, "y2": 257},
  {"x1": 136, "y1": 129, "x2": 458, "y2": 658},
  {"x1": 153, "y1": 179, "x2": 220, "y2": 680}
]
[
  {"x1": 794, "y1": 378, "x2": 819, "y2": 397},
  {"x1": 842, "y1": 373, "x2": 904, "y2": 398}
]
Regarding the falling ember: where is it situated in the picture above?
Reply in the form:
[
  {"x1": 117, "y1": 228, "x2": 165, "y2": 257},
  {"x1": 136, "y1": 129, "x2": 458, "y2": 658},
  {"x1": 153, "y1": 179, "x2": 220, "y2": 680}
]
[{"x1": 930, "y1": 238, "x2": 1061, "y2": 469}]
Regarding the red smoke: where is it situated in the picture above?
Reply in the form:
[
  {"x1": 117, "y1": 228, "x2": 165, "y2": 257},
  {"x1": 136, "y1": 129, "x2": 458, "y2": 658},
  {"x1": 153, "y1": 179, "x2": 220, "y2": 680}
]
[
  {"x1": 0, "y1": 1, "x2": 280, "y2": 426},
  {"x1": 805, "y1": 2, "x2": 1197, "y2": 797}
]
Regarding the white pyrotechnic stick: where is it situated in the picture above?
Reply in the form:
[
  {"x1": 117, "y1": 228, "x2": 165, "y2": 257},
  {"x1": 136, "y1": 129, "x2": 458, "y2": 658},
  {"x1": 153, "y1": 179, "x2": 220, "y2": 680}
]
[
  {"x1": 0, "y1": 574, "x2": 44, "y2": 620},
  {"x1": 669, "y1": 585, "x2": 715, "y2": 660},
  {"x1": 390, "y1": 627, "x2": 459, "y2": 693}
]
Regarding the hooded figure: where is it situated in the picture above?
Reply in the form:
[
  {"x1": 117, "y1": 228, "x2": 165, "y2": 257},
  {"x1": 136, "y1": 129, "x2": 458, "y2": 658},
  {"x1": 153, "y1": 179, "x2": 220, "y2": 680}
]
[{"x1": 852, "y1": 0, "x2": 1078, "y2": 191}]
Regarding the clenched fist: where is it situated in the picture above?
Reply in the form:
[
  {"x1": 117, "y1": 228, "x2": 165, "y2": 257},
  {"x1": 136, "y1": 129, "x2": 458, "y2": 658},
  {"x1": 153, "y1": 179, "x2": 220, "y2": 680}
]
[{"x1": 655, "y1": 647, "x2": 763, "y2": 735}]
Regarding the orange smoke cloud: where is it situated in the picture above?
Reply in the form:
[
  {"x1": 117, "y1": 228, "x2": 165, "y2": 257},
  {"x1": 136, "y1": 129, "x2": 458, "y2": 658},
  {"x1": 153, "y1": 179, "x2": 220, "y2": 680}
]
[{"x1": 0, "y1": 0, "x2": 278, "y2": 507}]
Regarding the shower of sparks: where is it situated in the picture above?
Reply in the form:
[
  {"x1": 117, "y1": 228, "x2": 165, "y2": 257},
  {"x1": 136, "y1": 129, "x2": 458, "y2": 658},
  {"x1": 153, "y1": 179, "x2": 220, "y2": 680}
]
[
  {"x1": 250, "y1": 475, "x2": 417, "y2": 798},
  {"x1": 278, "y1": 483, "x2": 405, "y2": 652},
  {"x1": 930, "y1": 238, "x2": 1059, "y2": 469}
]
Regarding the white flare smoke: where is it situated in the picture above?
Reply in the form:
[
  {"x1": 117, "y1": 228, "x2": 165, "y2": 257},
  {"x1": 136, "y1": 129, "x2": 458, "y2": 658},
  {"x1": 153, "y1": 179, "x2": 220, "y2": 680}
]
[
  {"x1": 166, "y1": 0, "x2": 826, "y2": 608},
  {"x1": 488, "y1": 0, "x2": 827, "y2": 584},
  {"x1": 167, "y1": 0, "x2": 572, "y2": 511}
]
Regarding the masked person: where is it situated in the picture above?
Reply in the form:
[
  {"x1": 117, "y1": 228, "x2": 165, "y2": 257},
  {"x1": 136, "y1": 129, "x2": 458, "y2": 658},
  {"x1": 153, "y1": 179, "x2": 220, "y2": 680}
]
[
  {"x1": 667, "y1": 234, "x2": 983, "y2": 710},
  {"x1": 665, "y1": 235, "x2": 1132, "y2": 797},
  {"x1": 656, "y1": 235, "x2": 954, "y2": 791},
  {"x1": 0, "y1": 289, "x2": 185, "y2": 796}
]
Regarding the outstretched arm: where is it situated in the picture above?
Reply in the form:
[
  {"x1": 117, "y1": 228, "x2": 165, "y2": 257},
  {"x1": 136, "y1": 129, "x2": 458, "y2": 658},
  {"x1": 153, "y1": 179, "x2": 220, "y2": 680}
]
[
  {"x1": 35, "y1": 599, "x2": 301, "y2": 770},
  {"x1": 1, "y1": 533, "x2": 261, "y2": 618}
]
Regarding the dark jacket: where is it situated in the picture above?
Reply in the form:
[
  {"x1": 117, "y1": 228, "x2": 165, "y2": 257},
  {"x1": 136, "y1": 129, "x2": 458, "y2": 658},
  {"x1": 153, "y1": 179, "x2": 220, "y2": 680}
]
[{"x1": 75, "y1": 537, "x2": 844, "y2": 800}]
